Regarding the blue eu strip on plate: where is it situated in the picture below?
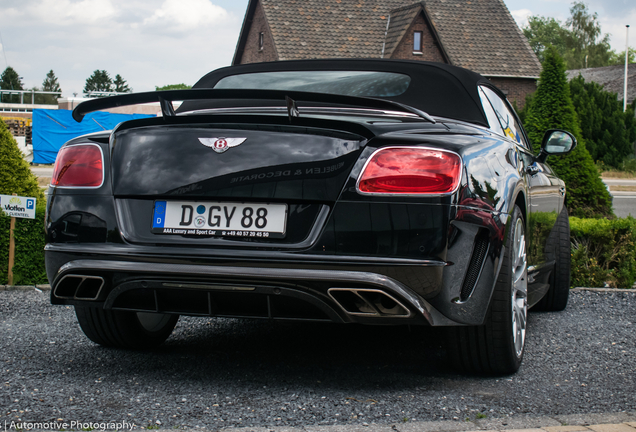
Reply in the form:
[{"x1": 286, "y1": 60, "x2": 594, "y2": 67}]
[{"x1": 153, "y1": 201, "x2": 167, "y2": 228}]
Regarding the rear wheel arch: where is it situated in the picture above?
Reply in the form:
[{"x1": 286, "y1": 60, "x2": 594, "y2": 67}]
[
  {"x1": 514, "y1": 192, "x2": 527, "y2": 226},
  {"x1": 498, "y1": 190, "x2": 526, "y2": 250}
]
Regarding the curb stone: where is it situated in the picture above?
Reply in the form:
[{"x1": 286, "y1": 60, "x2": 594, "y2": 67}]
[
  {"x1": 204, "y1": 415, "x2": 636, "y2": 432},
  {"x1": 8, "y1": 420, "x2": 636, "y2": 432},
  {"x1": 0, "y1": 284, "x2": 50, "y2": 291},
  {"x1": 472, "y1": 416, "x2": 562, "y2": 430},
  {"x1": 553, "y1": 414, "x2": 636, "y2": 427},
  {"x1": 571, "y1": 288, "x2": 636, "y2": 293}
]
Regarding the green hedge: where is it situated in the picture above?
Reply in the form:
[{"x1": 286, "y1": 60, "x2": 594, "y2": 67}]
[
  {"x1": 0, "y1": 203, "x2": 48, "y2": 285},
  {"x1": 570, "y1": 216, "x2": 636, "y2": 288},
  {"x1": 527, "y1": 211, "x2": 559, "y2": 265}
]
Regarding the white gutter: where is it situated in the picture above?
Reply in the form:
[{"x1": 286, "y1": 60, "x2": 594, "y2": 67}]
[
  {"x1": 624, "y1": 25, "x2": 630, "y2": 112},
  {"x1": 381, "y1": 14, "x2": 391, "y2": 59}
]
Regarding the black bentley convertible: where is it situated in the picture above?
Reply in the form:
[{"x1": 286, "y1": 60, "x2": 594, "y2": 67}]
[{"x1": 45, "y1": 59, "x2": 574, "y2": 374}]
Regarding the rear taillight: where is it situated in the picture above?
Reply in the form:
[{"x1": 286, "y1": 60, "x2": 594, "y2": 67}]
[
  {"x1": 51, "y1": 144, "x2": 104, "y2": 188},
  {"x1": 357, "y1": 147, "x2": 462, "y2": 194}
]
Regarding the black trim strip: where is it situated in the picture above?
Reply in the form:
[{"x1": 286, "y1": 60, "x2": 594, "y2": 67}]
[{"x1": 45, "y1": 243, "x2": 447, "y2": 267}]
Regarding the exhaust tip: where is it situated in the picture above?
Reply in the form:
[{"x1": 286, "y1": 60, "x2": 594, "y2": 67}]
[
  {"x1": 54, "y1": 275, "x2": 105, "y2": 301},
  {"x1": 328, "y1": 288, "x2": 411, "y2": 317}
]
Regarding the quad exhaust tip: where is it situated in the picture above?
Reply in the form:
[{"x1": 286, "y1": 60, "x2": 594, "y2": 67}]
[
  {"x1": 54, "y1": 275, "x2": 105, "y2": 301},
  {"x1": 328, "y1": 288, "x2": 411, "y2": 318}
]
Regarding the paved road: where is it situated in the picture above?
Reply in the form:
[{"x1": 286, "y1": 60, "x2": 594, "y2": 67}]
[
  {"x1": 30, "y1": 166, "x2": 53, "y2": 177},
  {"x1": 602, "y1": 179, "x2": 636, "y2": 218},
  {"x1": 1, "y1": 289, "x2": 634, "y2": 430},
  {"x1": 611, "y1": 194, "x2": 636, "y2": 218},
  {"x1": 601, "y1": 179, "x2": 636, "y2": 185}
]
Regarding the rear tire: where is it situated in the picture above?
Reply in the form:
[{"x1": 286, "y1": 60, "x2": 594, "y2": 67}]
[
  {"x1": 75, "y1": 306, "x2": 179, "y2": 349},
  {"x1": 533, "y1": 206, "x2": 570, "y2": 311},
  {"x1": 447, "y1": 205, "x2": 528, "y2": 375}
]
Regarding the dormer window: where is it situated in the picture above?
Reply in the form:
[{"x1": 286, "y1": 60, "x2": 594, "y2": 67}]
[
  {"x1": 259, "y1": 32, "x2": 264, "y2": 51},
  {"x1": 413, "y1": 31, "x2": 423, "y2": 52}
]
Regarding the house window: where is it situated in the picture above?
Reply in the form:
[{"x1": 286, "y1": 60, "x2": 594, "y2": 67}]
[
  {"x1": 413, "y1": 31, "x2": 423, "y2": 52},
  {"x1": 258, "y1": 32, "x2": 264, "y2": 51}
]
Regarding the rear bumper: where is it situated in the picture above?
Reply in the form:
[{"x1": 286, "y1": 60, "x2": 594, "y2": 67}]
[
  {"x1": 45, "y1": 202, "x2": 507, "y2": 327},
  {"x1": 45, "y1": 245, "x2": 463, "y2": 326}
]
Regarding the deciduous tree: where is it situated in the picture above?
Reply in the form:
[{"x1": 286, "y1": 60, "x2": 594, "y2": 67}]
[
  {"x1": 523, "y1": 16, "x2": 568, "y2": 62},
  {"x1": 523, "y1": 2, "x2": 616, "y2": 69},
  {"x1": 563, "y1": 2, "x2": 613, "y2": 69},
  {"x1": 608, "y1": 48, "x2": 636, "y2": 65}
]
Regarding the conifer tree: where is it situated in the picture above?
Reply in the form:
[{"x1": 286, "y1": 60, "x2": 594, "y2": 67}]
[
  {"x1": 0, "y1": 67, "x2": 24, "y2": 103},
  {"x1": 41, "y1": 70, "x2": 62, "y2": 104},
  {"x1": 84, "y1": 70, "x2": 113, "y2": 94},
  {"x1": 569, "y1": 76, "x2": 636, "y2": 168},
  {"x1": 0, "y1": 120, "x2": 44, "y2": 201},
  {"x1": 523, "y1": 47, "x2": 612, "y2": 218},
  {"x1": 113, "y1": 74, "x2": 131, "y2": 93},
  {"x1": 42, "y1": 70, "x2": 61, "y2": 93}
]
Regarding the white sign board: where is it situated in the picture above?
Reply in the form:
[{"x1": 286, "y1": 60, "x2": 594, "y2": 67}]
[{"x1": 0, "y1": 194, "x2": 36, "y2": 219}]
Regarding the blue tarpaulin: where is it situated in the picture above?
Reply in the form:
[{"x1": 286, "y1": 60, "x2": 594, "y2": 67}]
[{"x1": 32, "y1": 109, "x2": 154, "y2": 164}]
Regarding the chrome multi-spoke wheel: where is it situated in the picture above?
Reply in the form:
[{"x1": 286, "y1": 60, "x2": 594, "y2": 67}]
[{"x1": 511, "y1": 217, "x2": 528, "y2": 358}]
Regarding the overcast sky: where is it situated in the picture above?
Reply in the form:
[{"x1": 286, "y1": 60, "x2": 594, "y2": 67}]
[{"x1": 0, "y1": 0, "x2": 634, "y2": 98}]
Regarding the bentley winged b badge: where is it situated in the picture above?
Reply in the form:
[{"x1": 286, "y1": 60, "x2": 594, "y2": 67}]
[{"x1": 198, "y1": 137, "x2": 247, "y2": 153}]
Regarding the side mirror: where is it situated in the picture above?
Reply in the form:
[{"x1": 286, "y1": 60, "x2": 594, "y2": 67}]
[{"x1": 536, "y1": 130, "x2": 577, "y2": 163}]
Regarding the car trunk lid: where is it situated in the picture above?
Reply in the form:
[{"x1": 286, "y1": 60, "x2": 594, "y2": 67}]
[
  {"x1": 110, "y1": 120, "x2": 368, "y2": 246},
  {"x1": 112, "y1": 124, "x2": 365, "y2": 201}
]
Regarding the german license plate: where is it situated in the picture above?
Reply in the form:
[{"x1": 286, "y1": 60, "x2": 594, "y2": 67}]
[{"x1": 151, "y1": 200, "x2": 287, "y2": 238}]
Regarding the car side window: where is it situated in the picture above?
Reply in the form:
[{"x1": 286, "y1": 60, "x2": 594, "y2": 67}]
[
  {"x1": 480, "y1": 86, "x2": 526, "y2": 147},
  {"x1": 478, "y1": 87, "x2": 505, "y2": 136}
]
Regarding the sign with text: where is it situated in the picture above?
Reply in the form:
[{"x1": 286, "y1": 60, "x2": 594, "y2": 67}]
[{"x1": 0, "y1": 194, "x2": 36, "y2": 219}]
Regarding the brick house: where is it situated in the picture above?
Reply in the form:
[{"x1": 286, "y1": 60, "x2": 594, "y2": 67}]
[{"x1": 232, "y1": 0, "x2": 541, "y2": 109}]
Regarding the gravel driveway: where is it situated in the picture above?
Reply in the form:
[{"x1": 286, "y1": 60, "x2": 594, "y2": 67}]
[{"x1": 1, "y1": 289, "x2": 634, "y2": 429}]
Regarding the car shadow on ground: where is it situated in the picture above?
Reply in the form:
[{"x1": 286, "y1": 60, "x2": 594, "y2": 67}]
[{"x1": 82, "y1": 317, "x2": 483, "y2": 390}]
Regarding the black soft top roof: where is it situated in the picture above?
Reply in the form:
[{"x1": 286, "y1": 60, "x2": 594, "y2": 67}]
[{"x1": 181, "y1": 59, "x2": 492, "y2": 126}]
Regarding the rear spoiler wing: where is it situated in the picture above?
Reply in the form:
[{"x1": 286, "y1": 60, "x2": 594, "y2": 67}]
[{"x1": 72, "y1": 89, "x2": 435, "y2": 124}]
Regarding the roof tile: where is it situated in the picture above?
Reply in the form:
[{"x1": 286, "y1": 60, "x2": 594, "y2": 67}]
[
  {"x1": 383, "y1": 4, "x2": 422, "y2": 58},
  {"x1": 567, "y1": 64, "x2": 636, "y2": 105},
  {"x1": 258, "y1": 0, "x2": 540, "y2": 77}
]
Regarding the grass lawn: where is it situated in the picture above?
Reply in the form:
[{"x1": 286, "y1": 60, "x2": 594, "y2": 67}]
[{"x1": 600, "y1": 171, "x2": 636, "y2": 179}]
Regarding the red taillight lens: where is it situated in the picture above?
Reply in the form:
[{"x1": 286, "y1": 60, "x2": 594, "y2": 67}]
[
  {"x1": 357, "y1": 147, "x2": 462, "y2": 194},
  {"x1": 51, "y1": 144, "x2": 104, "y2": 187}
]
